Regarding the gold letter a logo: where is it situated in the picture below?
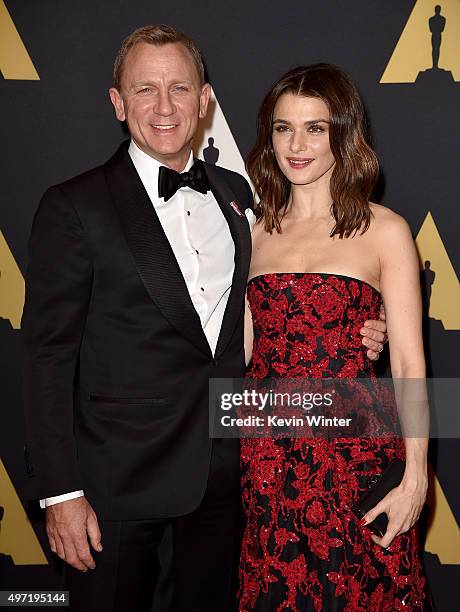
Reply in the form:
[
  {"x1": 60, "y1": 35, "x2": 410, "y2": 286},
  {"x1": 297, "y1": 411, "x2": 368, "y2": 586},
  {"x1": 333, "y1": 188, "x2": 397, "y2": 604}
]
[
  {"x1": 0, "y1": 0, "x2": 39, "y2": 80},
  {"x1": 0, "y1": 459, "x2": 47, "y2": 565},
  {"x1": 381, "y1": 0, "x2": 460, "y2": 83}
]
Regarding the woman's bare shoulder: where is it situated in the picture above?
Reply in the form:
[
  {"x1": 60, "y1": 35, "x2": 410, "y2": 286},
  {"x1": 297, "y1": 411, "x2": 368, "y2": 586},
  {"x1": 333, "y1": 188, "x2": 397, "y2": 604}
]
[
  {"x1": 251, "y1": 218, "x2": 266, "y2": 242},
  {"x1": 368, "y1": 203, "x2": 413, "y2": 248}
]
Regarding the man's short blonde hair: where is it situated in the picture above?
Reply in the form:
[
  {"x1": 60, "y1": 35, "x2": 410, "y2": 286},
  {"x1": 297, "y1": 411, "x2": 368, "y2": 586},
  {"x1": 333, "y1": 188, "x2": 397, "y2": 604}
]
[{"x1": 113, "y1": 24, "x2": 206, "y2": 90}]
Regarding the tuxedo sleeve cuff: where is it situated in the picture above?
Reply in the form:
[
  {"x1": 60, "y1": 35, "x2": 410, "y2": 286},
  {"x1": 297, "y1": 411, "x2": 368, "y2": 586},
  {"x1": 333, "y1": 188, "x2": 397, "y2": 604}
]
[{"x1": 39, "y1": 490, "x2": 84, "y2": 509}]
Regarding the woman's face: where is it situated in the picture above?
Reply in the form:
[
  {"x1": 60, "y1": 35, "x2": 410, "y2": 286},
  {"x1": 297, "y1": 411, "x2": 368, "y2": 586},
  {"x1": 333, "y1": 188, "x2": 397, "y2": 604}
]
[{"x1": 272, "y1": 93, "x2": 335, "y2": 187}]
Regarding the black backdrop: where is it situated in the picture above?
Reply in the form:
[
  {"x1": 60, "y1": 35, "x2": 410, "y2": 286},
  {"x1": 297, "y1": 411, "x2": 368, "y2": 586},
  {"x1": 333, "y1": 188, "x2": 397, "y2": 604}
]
[{"x1": 1, "y1": 1, "x2": 459, "y2": 610}]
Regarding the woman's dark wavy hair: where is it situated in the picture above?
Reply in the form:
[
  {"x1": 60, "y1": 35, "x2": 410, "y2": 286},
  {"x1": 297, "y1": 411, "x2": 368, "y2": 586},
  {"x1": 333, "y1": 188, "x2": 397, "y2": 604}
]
[{"x1": 247, "y1": 63, "x2": 379, "y2": 237}]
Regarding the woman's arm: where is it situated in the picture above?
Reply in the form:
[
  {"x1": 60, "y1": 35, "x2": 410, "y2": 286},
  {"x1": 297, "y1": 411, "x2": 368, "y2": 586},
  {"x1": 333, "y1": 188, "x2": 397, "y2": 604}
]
[{"x1": 362, "y1": 211, "x2": 429, "y2": 548}]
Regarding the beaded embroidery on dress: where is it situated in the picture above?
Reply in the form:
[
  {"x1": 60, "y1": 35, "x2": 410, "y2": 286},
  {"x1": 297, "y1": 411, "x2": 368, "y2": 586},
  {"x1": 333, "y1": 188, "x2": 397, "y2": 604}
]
[{"x1": 239, "y1": 273, "x2": 433, "y2": 611}]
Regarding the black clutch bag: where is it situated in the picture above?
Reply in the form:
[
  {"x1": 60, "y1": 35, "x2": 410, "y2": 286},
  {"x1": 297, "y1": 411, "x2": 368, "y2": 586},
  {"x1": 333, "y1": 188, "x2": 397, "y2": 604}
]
[{"x1": 352, "y1": 459, "x2": 406, "y2": 537}]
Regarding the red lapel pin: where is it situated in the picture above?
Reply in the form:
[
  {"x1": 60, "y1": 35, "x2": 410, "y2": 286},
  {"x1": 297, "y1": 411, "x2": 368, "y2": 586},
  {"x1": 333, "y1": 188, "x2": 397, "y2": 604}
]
[{"x1": 230, "y1": 200, "x2": 244, "y2": 217}]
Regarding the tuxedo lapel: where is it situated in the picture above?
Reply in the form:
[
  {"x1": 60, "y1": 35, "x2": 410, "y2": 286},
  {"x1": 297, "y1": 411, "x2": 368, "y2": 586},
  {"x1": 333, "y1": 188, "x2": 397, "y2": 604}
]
[
  {"x1": 104, "y1": 143, "x2": 212, "y2": 357},
  {"x1": 203, "y1": 162, "x2": 252, "y2": 359}
]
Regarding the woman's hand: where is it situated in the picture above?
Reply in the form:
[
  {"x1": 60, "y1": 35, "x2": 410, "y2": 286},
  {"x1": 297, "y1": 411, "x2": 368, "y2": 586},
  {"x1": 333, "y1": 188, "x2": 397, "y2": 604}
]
[{"x1": 361, "y1": 466, "x2": 428, "y2": 549}]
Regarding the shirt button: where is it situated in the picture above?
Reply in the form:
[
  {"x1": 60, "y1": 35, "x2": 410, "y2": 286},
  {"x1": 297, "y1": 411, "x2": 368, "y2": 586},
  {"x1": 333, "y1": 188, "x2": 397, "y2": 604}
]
[
  {"x1": 195, "y1": 249, "x2": 199, "y2": 254},
  {"x1": 186, "y1": 211, "x2": 191, "y2": 216},
  {"x1": 200, "y1": 287, "x2": 205, "y2": 292}
]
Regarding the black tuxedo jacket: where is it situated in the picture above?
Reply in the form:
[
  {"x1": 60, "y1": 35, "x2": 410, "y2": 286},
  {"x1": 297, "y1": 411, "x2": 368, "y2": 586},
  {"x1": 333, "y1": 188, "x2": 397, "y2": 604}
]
[{"x1": 22, "y1": 141, "x2": 253, "y2": 520}]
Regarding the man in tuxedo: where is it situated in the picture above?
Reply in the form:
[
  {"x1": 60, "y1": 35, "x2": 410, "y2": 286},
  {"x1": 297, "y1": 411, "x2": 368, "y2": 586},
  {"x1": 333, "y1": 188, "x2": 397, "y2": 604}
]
[{"x1": 22, "y1": 24, "x2": 387, "y2": 611}]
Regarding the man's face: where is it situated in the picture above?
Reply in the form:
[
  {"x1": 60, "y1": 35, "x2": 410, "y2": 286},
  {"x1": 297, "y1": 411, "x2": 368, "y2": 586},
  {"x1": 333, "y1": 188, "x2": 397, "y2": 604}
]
[{"x1": 109, "y1": 42, "x2": 211, "y2": 172}]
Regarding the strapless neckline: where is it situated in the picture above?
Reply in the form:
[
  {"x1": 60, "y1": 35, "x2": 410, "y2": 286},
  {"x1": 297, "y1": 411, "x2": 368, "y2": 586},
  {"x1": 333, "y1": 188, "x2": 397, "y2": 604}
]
[{"x1": 247, "y1": 271, "x2": 381, "y2": 296}]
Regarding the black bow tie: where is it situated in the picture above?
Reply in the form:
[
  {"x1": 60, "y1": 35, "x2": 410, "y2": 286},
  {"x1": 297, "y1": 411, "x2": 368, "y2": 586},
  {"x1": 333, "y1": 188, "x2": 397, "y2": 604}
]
[{"x1": 158, "y1": 160, "x2": 210, "y2": 202}]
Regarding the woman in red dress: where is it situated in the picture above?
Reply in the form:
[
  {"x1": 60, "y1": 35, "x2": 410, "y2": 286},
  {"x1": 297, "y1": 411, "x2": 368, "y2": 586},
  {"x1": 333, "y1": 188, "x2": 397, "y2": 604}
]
[{"x1": 239, "y1": 64, "x2": 432, "y2": 611}]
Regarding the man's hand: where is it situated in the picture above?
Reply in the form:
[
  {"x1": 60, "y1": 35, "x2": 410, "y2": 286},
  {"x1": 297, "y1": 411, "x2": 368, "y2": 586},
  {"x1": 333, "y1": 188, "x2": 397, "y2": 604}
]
[
  {"x1": 360, "y1": 304, "x2": 388, "y2": 361},
  {"x1": 46, "y1": 496, "x2": 102, "y2": 571}
]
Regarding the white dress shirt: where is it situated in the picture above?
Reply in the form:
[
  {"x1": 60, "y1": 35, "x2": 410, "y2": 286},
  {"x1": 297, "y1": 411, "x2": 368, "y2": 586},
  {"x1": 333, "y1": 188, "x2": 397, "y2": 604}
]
[{"x1": 41, "y1": 140, "x2": 235, "y2": 508}]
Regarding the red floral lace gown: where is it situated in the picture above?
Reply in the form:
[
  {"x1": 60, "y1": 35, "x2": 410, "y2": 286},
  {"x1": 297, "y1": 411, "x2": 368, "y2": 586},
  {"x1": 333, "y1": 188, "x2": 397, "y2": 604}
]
[{"x1": 239, "y1": 273, "x2": 432, "y2": 611}]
